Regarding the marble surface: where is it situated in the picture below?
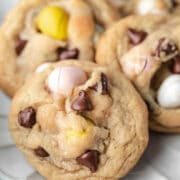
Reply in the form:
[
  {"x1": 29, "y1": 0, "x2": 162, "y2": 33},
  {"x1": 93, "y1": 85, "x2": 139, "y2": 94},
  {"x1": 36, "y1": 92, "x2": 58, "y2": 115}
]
[{"x1": 0, "y1": 1, "x2": 180, "y2": 180}]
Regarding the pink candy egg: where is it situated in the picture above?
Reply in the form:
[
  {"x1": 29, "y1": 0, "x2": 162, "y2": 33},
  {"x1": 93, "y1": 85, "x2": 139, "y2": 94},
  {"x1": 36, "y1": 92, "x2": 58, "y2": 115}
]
[{"x1": 47, "y1": 66, "x2": 87, "y2": 96}]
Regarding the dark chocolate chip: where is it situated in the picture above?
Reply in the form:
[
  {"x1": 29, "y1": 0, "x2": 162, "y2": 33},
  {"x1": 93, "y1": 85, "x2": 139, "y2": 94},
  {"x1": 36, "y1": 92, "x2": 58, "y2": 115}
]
[
  {"x1": 18, "y1": 107, "x2": 36, "y2": 128},
  {"x1": 34, "y1": 147, "x2": 49, "y2": 157},
  {"x1": 171, "y1": 0, "x2": 178, "y2": 8},
  {"x1": 57, "y1": 47, "x2": 79, "y2": 60},
  {"x1": 76, "y1": 150, "x2": 100, "y2": 172},
  {"x1": 156, "y1": 38, "x2": 178, "y2": 58},
  {"x1": 71, "y1": 90, "x2": 93, "y2": 112},
  {"x1": 127, "y1": 28, "x2": 147, "y2": 45},
  {"x1": 15, "y1": 38, "x2": 27, "y2": 55},
  {"x1": 172, "y1": 56, "x2": 180, "y2": 74},
  {"x1": 101, "y1": 73, "x2": 109, "y2": 95}
]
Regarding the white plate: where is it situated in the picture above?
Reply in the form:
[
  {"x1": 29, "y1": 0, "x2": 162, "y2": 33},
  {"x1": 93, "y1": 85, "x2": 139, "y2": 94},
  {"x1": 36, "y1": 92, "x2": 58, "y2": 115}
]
[{"x1": 0, "y1": 1, "x2": 180, "y2": 180}]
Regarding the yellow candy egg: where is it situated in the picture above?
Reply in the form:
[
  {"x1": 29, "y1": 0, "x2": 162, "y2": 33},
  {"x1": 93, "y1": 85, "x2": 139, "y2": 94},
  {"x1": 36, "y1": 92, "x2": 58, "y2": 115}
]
[
  {"x1": 36, "y1": 6, "x2": 69, "y2": 40},
  {"x1": 67, "y1": 129, "x2": 87, "y2": 140},
  {"x1": 67, "y1": 120, "x2": 93, "y2": 141}
]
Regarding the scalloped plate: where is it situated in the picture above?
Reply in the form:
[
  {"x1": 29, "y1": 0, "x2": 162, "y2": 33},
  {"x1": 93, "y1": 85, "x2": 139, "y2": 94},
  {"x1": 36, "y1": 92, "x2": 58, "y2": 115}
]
[{"x1": 0, "y1": 1, "x2": 180, "y2": 180}]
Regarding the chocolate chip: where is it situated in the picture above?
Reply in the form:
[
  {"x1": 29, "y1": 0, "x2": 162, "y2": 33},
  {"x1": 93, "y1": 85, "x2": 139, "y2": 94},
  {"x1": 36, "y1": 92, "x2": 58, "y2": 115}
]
[
  {"x1": 171, "y1": 0, "x2": 178, "y2": 8},
  {"x1": 57, "y1": 47, "x2": 79, "y2": 60},
  {"x1": 71, "y1": 90, "x2": 93, "y2": 112},
  {"x1": 172, "y1": 56, "x2": 180, "y2": 74},
  {"x1": 18, "y1": 107, "x2": 36, "y2": 128},
  {"x1": 156, "y1": 38, "x2": 178, "y2": 58},
  {"x1": 76, "y1": 150, "x2": 100, "y2": 172},
  {"x1": 101, "y1": 73, "x2": 109, "y2": 95},
  {"x1": 15, "y1": 38, "x2": 27, "y2": 55},
  {"x1": 127, "y1": 28, "x2": 147, "y2": 45},
  {"x1": 34, "y1": 147, "x2": 49, "y2": 157}
]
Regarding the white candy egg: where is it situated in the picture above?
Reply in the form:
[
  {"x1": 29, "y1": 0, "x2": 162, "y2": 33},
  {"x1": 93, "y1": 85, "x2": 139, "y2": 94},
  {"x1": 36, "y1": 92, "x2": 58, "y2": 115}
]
[
  {"x1": 157, "y1": 75, "x2": 180, "y2": 108},
  {"x1": 137, "y1": 0, "x2": 167, "y2": 15}
]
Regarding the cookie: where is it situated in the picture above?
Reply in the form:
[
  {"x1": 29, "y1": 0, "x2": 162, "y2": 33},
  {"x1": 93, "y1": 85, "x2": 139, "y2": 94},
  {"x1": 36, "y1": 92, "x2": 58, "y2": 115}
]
[
  {"x1": 108, "y1": 0, "x2": 128, "y2": 8},
  {"x1": 86, "y1": 0, "x2": 121, "y2": 27},
  {"x1": 120, "y1": 18, "x2": 180, "y2": 133},
  {"x1": 96, "y1": 15, "x2": 180, "y2": 133},
  {"x1": 0, "y1": 0, "x2": 95, "y2": 97},
  {"x1": 9, "y1": 60, "x2": 148, "y2": 179}
]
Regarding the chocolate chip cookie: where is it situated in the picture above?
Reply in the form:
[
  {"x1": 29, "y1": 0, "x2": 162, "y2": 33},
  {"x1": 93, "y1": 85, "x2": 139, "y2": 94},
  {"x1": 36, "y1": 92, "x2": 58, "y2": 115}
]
[
  {"x1": 9, "y1": 60, "x2": 148, "y2": 179},
  {"x1": 0, "y1": 0, "x2": 95, "y2": 97},
  {"x1": 96, "y1": 15, "x2": 180, "y2": 133}
]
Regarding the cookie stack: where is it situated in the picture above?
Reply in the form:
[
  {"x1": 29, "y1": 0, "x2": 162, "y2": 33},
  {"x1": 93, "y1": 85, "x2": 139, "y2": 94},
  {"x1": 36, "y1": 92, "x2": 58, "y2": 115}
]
[{"x1": 0, "y1": 0, "x2": 179, "y2": 179}]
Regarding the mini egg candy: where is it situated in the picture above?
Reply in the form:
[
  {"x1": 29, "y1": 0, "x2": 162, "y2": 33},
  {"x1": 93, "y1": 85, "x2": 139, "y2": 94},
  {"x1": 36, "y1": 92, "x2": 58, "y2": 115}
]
[
  {"x1": 47, "y1": 66, "x2": 88, "y2": 96},
  {"x1": 67, "y1": 120, "x2": 93, "y2": 141},
  {"x1": 36, "y1": 6, "x2": 69, "y2": 40},
  {"x1": 157, "y1": 75, "x2": 180, "y2": 108},
  {"x1": 137, "y1": 0, "x2": 168, "y2": 15}
]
